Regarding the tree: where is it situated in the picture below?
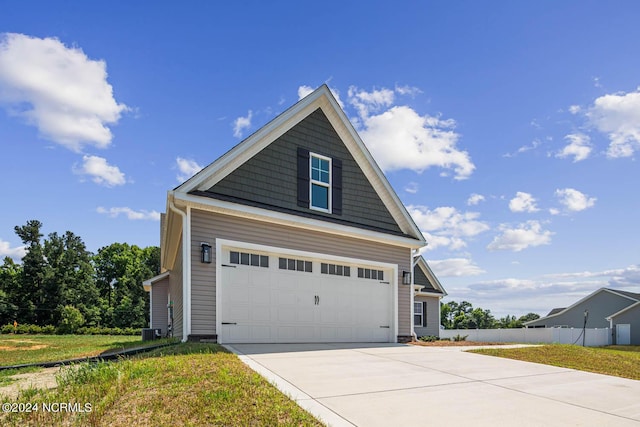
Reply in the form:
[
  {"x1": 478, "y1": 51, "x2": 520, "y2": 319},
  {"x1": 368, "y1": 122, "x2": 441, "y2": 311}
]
[
  {"x1": 0, "y1": 257, "x2": 20, "y2": 324},
  {"x1": 57, "y1": 305, "x2": 85, "y2": 334},
  {"x1": 14, "y1": 220, "x2": 46, "y2": 324}
]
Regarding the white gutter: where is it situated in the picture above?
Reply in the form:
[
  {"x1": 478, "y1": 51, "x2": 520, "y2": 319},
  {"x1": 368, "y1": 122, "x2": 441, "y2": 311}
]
[{"x1": 169, "y1": 199, "x2": 191, "y2": 342}]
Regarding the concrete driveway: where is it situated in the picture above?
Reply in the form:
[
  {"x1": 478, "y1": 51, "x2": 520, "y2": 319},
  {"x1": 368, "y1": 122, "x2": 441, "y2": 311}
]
[{"x1": 227, "y1": 343, "x2": 640, "y2": 427}]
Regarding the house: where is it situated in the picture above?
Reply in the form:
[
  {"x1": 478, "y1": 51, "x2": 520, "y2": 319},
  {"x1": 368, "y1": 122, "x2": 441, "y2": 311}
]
[
  {"x1": 143, "y1": 85, "x2": 445, "y2": 344},
  {"x1": 413, "y1": 255, "x2": 447, "y2": 338},
  {"x1": 525, "y1": 288, "x2": 640, "y2": 344},
  {"x1": 606, "y1": 302, "x2": 640, "y2": 345}
]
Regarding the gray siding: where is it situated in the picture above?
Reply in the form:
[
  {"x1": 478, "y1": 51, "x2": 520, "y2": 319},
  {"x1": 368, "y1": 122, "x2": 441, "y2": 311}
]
[
  {"x1": 203, "y1": 108, "x2": 403, "y2": 235},
  {"x1": 527, "y1": 291, "x2": 635, "y2": 329},
  {"x1": 190, "y1": 208, "x2": 412, "y2": 338},
  {"x1": 150, "y1": 277, "x2": 169, "y2": 336},
  {"x1": 611, "y1": 304, "x2": 640, "y2": 345},
  {"x1": 414, "y1": 295, "x2": 441, "y2": 337},
  {"x1": 169, "y1": 241, "x2": 183, "y2": 340}
]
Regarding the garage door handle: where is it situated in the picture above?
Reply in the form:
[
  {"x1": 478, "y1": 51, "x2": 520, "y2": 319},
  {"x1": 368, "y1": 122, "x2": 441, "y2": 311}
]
[
  {"x1": 222, "y1": 322, "x2": 237, "y2": 325},
  {"x1": 379, "y1": 326, "x2": 390, "y2": 328}
]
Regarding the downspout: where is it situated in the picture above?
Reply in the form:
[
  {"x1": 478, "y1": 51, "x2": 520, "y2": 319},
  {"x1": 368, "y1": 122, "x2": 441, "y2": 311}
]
[
  {"x1": 410, "y1": 249, "x2": 420, "y2": 342},
  {"x1": 169, "y1": 198, "x2": 190, "y2": 342}
]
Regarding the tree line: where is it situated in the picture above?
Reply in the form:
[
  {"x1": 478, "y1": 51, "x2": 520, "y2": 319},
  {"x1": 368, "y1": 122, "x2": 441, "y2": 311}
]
[
  {"x1": 441, "y1": 300, "x2": 540, "y2": 329},
  {"x1": 0, "y1": 220, "x2": 159, "y2": 330}
]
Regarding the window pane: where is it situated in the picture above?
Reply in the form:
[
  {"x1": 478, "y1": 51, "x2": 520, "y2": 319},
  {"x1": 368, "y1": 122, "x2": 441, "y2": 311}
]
[
  {"x1": 230, "y1": 251, "x2": 239, "y2": 264},
  {"x1": 311, "y1": 184, "x2": 329, "y2": 209},
  {"x1": 312, "y1": 168, "x2": 320, "y2": 181},
  {"x1": 320, "y1": 158, "x2": 329, "y2": 172},
  {"x1": 288, "y1": 259, "x2": 296, "y2": 270},
  {"x1": 414, "y1": 315, "x2": 422, "y2": 325},
  {"x1": 297, "y1": 260, "x2": 304, "y2": 271},
  {"x1": 344, "y1": 266, "x2": 350, "y2": 277},
  {"x1": 279, "y1": 257, "x2": 287, "y2": 269},
  {"x1": 240, "y1": 253, "x2": 249, "y2": 265},
  {"x1": 364, "y1": 269, "x2": 371, "y2": 279},
  {"x1": 312, "y1": 156, "x2": 319, "y2": 169},
  {"x1": 378, "y1": 271, "x2": 384, "y2": 280},
  {"x1": 260, "y1": 255, "x2": 269, "y2": 268},
  {"x1": 320, "y1": 170, "x2": 329, "y2": 183},
  {"x1": 371, "y1": 270, "x2": 377, "y2": 280},
  {"x1": 321, "y1": 263, "x2": 328, "y2": 274},
  {"x1": 251, "y1": 254, "x2": 260, "y2": 266},
  {"x1": 336, "y1": 265, "x2": 343, "y2": 275},
  {"x1": 305, "y1": 261, "x2": 313, "y2": 272},
  {"x1": 329, "y1": 264, "x2": 336, "y2": 275},
  {"x1": 414, "y1": 302, "x2": 422, "y2": 312},
  {"x1": 358, "y1": 268, "x2": 364, "y2": 278}
]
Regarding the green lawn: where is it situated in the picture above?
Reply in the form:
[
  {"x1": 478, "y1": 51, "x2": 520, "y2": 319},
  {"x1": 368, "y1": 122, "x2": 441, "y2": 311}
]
[
  {"x1": 0, "y1": 334, "x2": 175, "y2": 366},
  {"x1": 471, "y1": 344, "x2": 640, "y2": 380},
  {"x1": 1, "y1": 343, "x2": 323, "y2": 427}
]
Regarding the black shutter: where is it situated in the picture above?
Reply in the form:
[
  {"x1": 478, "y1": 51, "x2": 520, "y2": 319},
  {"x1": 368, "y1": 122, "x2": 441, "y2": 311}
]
[
  {"x1": 422, "y1": 302, "x2": 427, "y2": 327},
  {"x1": 297, "y1": 147, "x2": 310, "y2": 207},
  {"x1": 332, "y1": 158, "x2": 342, "y2": 215}
]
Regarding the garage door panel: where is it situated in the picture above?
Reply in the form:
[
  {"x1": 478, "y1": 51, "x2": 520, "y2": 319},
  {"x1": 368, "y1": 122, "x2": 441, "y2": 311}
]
[{"x1": 220, "y1": 247, "x2": 393, "y2": 343}]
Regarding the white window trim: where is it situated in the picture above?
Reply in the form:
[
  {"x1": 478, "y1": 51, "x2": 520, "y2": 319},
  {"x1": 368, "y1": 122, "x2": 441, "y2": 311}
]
[
  {"x1": 309, "y1": 152, "x2": 332, "y2": 213},
  {"x1": 414, "y1": 301, "x2": 424, "y2": 327}
]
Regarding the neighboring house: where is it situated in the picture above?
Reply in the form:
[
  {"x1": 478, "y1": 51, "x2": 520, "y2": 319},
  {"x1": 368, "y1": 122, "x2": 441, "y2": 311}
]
[
  {"x1": 525, "y1": 288, "x2": 640, "y2": 343},
  {"x1": 143, "y1": 85, "x2": 443, "y2": 344},
  {"x1": 606, "y1": 302, "x2": 640, "y2": 345},
  {"x1": 413, "y1": 255, "x2": 447, "y2": 338}
]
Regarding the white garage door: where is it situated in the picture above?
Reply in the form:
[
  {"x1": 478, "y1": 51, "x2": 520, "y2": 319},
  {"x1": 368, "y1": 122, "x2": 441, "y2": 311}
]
[{"x1": 219, "y1": 246, "x2": 393, "y2": 343}]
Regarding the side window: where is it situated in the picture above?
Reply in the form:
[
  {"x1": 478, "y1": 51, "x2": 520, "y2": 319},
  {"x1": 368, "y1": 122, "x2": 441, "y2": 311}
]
[{"x1": 310, "y1": 154, "x2": 331, "y2": 212}]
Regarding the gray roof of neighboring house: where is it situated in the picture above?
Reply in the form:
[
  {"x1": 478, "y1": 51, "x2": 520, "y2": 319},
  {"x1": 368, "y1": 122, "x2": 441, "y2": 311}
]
[
  {"x1": 609, "y1": 289, "x2": 640, "y2": 301},
  {"x1": 547, "y1": 308, "x2": 565, "y2": 316}
]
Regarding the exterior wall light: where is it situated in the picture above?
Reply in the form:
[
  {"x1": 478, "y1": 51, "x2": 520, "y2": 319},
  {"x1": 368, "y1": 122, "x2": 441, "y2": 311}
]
[
  {"x1": 201, "y1": 242, "x2": 212, "y2": 263},
  {"x1": 402, "y1": 270, "x2": 411, "y2": 285}
]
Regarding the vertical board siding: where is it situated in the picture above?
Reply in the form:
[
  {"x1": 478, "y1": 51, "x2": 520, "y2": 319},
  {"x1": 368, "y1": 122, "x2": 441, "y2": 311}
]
[
  {"x1": 190, "y1": 209, "x2": 412, "y2": 336},
  {"x1": 150, "y1": 277, "x2": 169, "y2": 336},
  {"x1": 169, "y1": 240, "x2": 183, "y2": 340}
]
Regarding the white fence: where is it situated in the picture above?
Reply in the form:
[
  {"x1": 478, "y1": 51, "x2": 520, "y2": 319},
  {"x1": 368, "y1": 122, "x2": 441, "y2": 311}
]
[{"x1": 439, "y1": 327, "x2": 612, "y2": 347}]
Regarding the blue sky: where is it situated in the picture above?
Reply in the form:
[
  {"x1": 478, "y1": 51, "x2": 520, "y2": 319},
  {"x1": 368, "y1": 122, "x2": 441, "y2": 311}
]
[{"x1": 1, "y1": 1, "x2": 639, "y2": 318}]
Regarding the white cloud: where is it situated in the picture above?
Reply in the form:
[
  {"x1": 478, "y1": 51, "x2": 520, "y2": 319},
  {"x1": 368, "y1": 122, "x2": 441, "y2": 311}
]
[
  {"x1": 509, "y1": 192, "x2": 539, "y2": 213},
  {"x1": 360, "y1": 105, "x2": 474, "y2": 179},
  {"x1": 297, "y1": 85, "x2": 314, "y2": 99},
  {"x1": 556, "y1": 133, "x2": 592, "y2": 162},
  {"x1": 74, "y1": 155, "x2": 126, "y2": 187},
  {"x1": 0, "y1": 33, "x2": 128, "y2": 151},
  {"x1": 568, "y1": 105, "x2": 581, "y2": 114},
  {"x1": 348, "y1": 86, "x2": 395, "y2": 119},
  {"x1": 97, "y1": 207, "x2": 160, "y2": 221},
  {"x1": 0, "y1": 239, "x2": 26, "y2": 261},
  {"x1": 395, "y1": 84, "x2": 422, "y2": 96},
  {"x1": 428, "y1": 258, "x2": 485, "y2": 277},
  {"x1": 587, "y1": 88, "x2": 640, "y2": 158},
  {"x1": 404, "y1": 182, "x2": 419, "y2": 194},
  {"x1": 409, "y1": 205, "x2": 489, "y2": 251},
  {"x1": 554, "y1": 188, "x2": 596, "y2": 212},
  {"x1": 233, "y1": 110, "x2": 252, "y2": 138},
  {"x1": 503, "y1": 139, "x2": 542, "y2": 158},
  {"x1": 176, "y1": 157, "x2": 203, "y2": 183},
  {"x1": 467, "y1": 193, "x2": 485, "y2": 206},
  {"x1": 487, "y1": 220, "x2": 553, "y2": 252}
]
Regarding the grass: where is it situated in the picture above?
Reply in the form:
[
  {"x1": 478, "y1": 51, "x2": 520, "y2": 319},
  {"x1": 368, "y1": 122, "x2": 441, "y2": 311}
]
[
  {"x1": 0, "y1": 343, "x2": 324, "y2": 427},
  {"x1": 0, "y1": 335, "x2": 176, "y2": 366},
  {"x1": 471, "y1": 344, "x2": 640, "y2": 380}
]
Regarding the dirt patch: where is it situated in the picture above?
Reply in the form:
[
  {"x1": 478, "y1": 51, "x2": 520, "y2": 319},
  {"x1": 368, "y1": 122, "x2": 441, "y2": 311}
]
[
  {"x1": 0, "y1": 367, "x2": 60, "y2": 400},
  {"x1": 0, "y1": 345, "x2": 48, "y2": 351}
]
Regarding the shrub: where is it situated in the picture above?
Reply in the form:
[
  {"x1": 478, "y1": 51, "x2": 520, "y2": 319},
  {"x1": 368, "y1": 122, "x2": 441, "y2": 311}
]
[
  {"x1": 1, "y1": 324, "x2": 14, "y2": 334},
  {"x1": 419, "y1": 335, "x2": 439, "y2": 342},
  {"x1": 57, "y1": 305, "x2": 85, "y2": 334},
  {"x1": 452, "y1": 334, "x2": 469, "y2": 342}
]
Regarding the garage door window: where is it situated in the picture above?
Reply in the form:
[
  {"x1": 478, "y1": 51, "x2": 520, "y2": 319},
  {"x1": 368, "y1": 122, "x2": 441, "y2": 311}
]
[
  {"x1": 279, "y1": 257, "x2": 312, "y2": 273},
  {"x1": 358, "y1": 268, "x2": 384, "y2": 280},
  {"x1": 230, "y1": 251, "x2": 269, "y2": 268},
  {"x1": 321, "y1": 263, "x2": 351, "y2": 276}
]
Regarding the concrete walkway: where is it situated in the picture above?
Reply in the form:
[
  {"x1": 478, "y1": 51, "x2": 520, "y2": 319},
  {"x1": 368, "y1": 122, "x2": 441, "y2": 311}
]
[{"x1": 227, "y1": 343, "x2": 640, "y2": 427}]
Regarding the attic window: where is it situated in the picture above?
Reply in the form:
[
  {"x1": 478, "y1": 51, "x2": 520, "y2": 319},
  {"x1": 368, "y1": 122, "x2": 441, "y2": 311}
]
[{"x1": 310, "y1": 154, "x2": 331, "y2": 212}]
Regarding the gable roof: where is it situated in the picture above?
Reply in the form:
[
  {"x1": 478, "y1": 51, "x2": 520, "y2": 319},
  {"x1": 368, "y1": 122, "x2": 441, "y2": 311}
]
[
  {"x1": 413, "y1": 255, "x2": 447, "y2": 297},
  {"x1": 172, "y1": 85, "x2": 424, "y2": 245},
  {"x1": 606, "y1": 300, "x2": 640, "y2": 320},
  {"x1": 525, "y1": 287, "x2": 640, "y2": 326}
]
